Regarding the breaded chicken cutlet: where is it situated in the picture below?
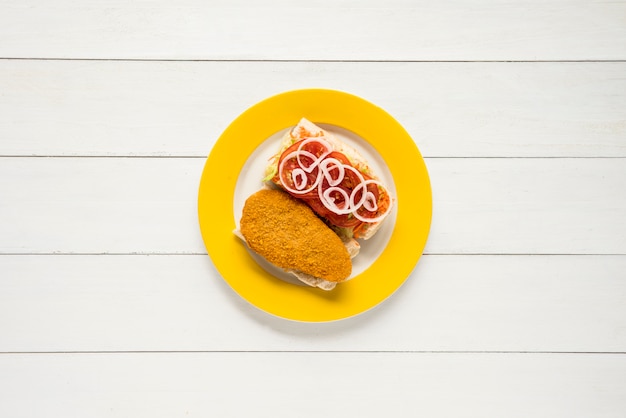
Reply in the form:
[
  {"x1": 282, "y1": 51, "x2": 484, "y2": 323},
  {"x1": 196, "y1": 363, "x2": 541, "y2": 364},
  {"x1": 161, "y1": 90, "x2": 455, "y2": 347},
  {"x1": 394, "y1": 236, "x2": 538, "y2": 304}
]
[{"x1": 238, "y1": 189, "x2": 356, "y2": 288}]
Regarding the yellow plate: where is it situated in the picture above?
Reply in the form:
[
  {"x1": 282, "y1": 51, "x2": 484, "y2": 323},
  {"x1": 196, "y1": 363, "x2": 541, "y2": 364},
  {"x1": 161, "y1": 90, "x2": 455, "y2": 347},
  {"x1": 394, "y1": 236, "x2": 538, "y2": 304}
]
[{"x1": 198, "y1": 89, "x2": 431, "y2": 322}]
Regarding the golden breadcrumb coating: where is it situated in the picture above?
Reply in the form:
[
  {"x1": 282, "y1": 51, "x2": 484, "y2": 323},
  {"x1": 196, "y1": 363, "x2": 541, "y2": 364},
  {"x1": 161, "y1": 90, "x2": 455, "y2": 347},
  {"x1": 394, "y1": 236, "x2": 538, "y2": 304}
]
[{"x1": 240, "y1": 189, "x2": 351, "y2": 282}]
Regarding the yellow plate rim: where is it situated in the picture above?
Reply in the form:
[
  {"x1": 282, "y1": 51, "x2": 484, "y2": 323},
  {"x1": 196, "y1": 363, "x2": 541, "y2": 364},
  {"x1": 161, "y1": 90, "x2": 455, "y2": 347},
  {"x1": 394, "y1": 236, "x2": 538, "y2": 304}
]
[{"x1": 198, "y1": 88, "x2": 432, "y2": 322}]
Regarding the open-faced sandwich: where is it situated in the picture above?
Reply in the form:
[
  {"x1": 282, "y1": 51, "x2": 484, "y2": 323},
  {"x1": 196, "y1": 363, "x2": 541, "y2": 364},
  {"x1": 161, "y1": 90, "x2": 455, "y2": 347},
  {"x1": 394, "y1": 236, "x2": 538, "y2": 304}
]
[
  {"x1": 264, "y1": 118, "x2": 393, "y2": 240},
  {"x1": 235, "y1": 118, "x2": 393, "y2": 291}
]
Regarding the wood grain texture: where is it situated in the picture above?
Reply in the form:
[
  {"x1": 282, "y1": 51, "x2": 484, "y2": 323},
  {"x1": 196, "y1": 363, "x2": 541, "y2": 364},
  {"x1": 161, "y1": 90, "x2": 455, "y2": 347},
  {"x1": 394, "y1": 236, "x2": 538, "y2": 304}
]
[
  {"x1": 1, "y1": 60, "x2": 625, "y2": 157},
  {"x1": 1, "y1": 0, "x2": 625, "y2": 60},
  {"x1": 2, "y1": 352, "x2": 626, "y2": 418},
  {"x1": 0, "y1": 254, "x2": 625, "y2": 353}
]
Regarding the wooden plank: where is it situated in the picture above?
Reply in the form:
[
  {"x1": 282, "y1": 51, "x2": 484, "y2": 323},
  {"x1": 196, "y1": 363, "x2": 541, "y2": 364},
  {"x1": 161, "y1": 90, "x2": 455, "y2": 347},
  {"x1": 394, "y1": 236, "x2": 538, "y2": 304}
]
[
  {"x1": 1, "y1": 60, "x2": 625, "y2": 157},
  {"x1": 1, "y1": 255, "x2": 625, "y2": 352},
  {"x1": 1, "y1": 352, "x2": 625, "y2": 417},
  {"x1": 427, "y1": 157, "x2": 626, "y2": 255},
  {"x1": 0, "y1": 157, "x2": 207, "y2": 254},
  {"x1": 1, "y1": 1, "x2": 624, "y2": 61},
  {"x1": 0, "y1": 157, "x2": 624, "y2": 255}
]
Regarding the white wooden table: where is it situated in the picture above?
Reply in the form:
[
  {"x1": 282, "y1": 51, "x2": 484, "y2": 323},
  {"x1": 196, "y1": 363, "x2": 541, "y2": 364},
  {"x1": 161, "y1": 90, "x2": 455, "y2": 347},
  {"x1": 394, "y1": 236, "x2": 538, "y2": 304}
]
[{"x1": 1, "y1": 1, "x2": 625, "y2": 416}]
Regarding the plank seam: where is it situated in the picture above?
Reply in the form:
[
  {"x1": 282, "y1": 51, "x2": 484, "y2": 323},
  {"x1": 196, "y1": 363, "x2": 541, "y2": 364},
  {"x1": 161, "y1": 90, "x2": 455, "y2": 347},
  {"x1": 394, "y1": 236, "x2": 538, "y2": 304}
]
[
  {"x1": 1, "y1": 350, "x2": 625, "y2": 355},
  {"x1": 1, "y1": 57, "x2": 625, "y2": 63}
]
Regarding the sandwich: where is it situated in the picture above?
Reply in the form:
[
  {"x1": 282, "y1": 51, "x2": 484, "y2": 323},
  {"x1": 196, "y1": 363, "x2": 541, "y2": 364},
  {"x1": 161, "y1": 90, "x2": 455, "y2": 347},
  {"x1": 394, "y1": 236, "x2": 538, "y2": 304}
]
[
  {"x1": 264, "y1": 118, "x2": 393, "y2": 240},
  {"x1": 234, "y1": 118, "x2": 393, "y2": 291}
]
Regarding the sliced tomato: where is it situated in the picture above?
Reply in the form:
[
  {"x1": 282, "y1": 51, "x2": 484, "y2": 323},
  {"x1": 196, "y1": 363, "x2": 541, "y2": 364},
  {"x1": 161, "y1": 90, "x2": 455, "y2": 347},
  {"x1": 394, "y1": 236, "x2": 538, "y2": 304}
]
[
  {"x1": 306, "y1": 198, "x2": 363, "y2": 228},
  {"x1": 274, "y1": 138, "x2": 389, "y2": 231},
  {"x1": 353, "y1": 183, "x2": 384, "y2": 220},
  {"x1": 275, "y1": 139, "x2": 330, "y2": 198},
  {"x1": 277, "y1": 157, "x2": 319, "y2": 198}
]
